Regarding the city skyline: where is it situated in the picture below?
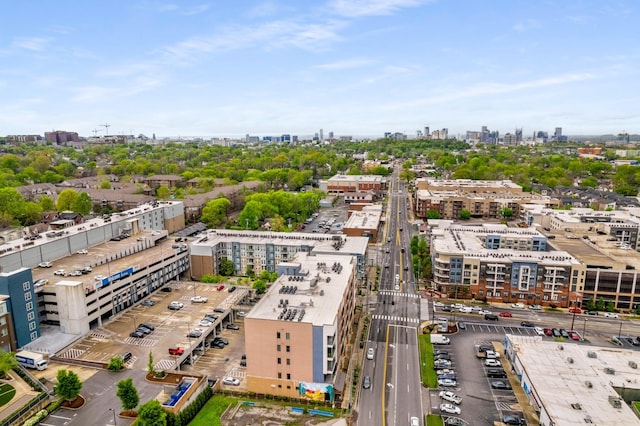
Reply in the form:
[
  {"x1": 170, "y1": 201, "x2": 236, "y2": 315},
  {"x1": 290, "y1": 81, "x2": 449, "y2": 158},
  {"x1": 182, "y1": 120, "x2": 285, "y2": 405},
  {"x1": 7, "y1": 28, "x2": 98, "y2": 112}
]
[{"x1": 1, "y1": 1, "x2": 639, "y2": 137}]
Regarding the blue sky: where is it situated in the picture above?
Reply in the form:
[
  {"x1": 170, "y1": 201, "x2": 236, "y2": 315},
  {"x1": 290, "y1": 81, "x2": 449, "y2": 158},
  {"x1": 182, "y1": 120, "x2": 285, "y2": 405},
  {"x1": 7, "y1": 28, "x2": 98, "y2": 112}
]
[{"x1": 1, "y1": 0, "x2": 639, "y2": 138}]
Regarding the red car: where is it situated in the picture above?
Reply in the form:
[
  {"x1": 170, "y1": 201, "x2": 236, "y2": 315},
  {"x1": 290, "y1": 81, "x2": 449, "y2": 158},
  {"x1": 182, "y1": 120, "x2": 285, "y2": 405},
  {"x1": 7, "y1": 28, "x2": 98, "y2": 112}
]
[
  {"x1": 568, "y1": 331, "x2": 581, "y2": 341},
  {"x1": 544, "y1": 328, "x2": 553, "y2": 336},
  {"x1": 569, "y1": 307, "x2": 582, "y2": 314},
  {"x1": 216, "y1": 285, "x2": 225, "y2": 291},
  {"x1": 168, "y1": 347, "x2": 184, "y2": 355},
  {"x1": 499, "y1": 312, "x2": 513, "y2": 317}
]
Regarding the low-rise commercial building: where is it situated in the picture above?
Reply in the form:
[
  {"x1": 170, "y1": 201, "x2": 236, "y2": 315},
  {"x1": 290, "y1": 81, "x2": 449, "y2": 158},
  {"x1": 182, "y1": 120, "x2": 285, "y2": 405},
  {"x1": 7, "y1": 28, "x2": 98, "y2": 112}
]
[
  {"x1": 321, "y1": 174, "x2": 386, "y2": 195},
  {"x1": 504, "y1": 335, "x2": 640, "y2": 426},
  {"x1": 245, "y1": 252, "x2": 357, "y2": 403},
  {"x1": 342, "y1": 205, "x2": 382, "y2": 241}
]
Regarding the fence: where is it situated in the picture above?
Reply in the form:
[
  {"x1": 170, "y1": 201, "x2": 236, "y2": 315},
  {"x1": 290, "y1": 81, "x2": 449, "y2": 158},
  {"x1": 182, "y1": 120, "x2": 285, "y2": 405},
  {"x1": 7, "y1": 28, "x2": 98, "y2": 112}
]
[{"x1": 0, "y1": 391, "x2": 48, "y2": 426}]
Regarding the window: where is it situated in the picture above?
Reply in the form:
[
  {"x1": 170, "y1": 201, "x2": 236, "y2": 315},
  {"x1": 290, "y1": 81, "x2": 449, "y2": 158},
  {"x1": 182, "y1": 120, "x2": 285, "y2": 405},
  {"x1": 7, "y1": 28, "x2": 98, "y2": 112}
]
[
  {"x1": 26, "y1": 302, "x2": 33, "y2": 311},
  {"x1": 276, "y1": 332, "x2": 281, "y2": 339},
  {"x1": 286, "y1": 332, "x2": 290, "y2": 340},
  {"x1": 24, "y1": 292, "x2": 32, "y2": 301},
  {"x1": 29, "y1": 322, "x2": 36, "y2": 331},
  {"x1": 286, "y1": 358, "x2": 290, "y2": 365},
  {"x1": 286, "y1": 373, "x2": 291, "y2": 380},
  {"x1": 30, "y1": 332, "x2": 37, "y2": 340},
  {"x1": 277, "y1": 373, "x2": 282, "y2": 379},
  {"x1": 277, "y1": 344, "x2": 281, "y2": 352},
  {"x1": 27, "y1": 312, "x2": 35, "y2": 321},
  {"x1": 23, "y1": 282, "x2": 30, "y2": 291},
  {"x1": 286, "y1": 345, "x2": 290, "y2": 352},
  {"x1": 277, "y1": 357, "x2": 281, "y2": 364}
]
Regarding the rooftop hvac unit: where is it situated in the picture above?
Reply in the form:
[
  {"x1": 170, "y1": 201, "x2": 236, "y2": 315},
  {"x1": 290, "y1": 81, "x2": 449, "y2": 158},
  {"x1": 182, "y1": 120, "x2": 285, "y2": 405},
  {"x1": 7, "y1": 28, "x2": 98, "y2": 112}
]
[
  {"x1": 604, "y1": 367, "x2": 616, "y2": 375},
  {"x1": 629, "y1": 361, "x2": 638, "y2": 369},
  {"x1": 319, "y1": 290, "x2": 324, "y2": 296},
  {"x1": 587, "y1": 351, "x2": 597, "y2": 358},
  {"x1": 567, "y1": 357, "x2": 574, "y2": 364},
  {"x1": 608, "y1": 396, "x2": 622, "y2": 408},
  {"x1": 558, "y1": 345, "x2": 564, "y2": 350},
  {"x1": 584, "y1": 381, "x2": 593, "y2": 388}
]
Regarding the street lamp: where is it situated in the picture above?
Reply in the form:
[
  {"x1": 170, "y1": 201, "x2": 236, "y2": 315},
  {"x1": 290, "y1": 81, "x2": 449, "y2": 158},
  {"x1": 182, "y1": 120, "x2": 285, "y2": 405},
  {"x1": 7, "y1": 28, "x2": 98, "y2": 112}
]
[
  {"x1": 618, "y1": 320, "x2": 623, "y2": 339},
  {"x1": 109, "y1": 408, "x2": 117, "y2": 425},
  {"x1": 132, "y1": 315, "x2": 137, "y2": 331},
  {"x1": 582, "y1": 318, "x2": 588, "y2": 340}
]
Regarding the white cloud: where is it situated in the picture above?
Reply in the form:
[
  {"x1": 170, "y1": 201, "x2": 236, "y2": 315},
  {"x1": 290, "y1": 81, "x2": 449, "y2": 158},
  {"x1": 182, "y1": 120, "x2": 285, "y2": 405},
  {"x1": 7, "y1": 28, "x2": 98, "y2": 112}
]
[
  {"x1": 316, "y1": 58, "x2": 375, "y2": 70},
  {"x1": 12, "y1": 37, "x2": 51, "y2": 51},
  {"x1": 329, "y1": 0, "x2": 429, "y2": 17}
]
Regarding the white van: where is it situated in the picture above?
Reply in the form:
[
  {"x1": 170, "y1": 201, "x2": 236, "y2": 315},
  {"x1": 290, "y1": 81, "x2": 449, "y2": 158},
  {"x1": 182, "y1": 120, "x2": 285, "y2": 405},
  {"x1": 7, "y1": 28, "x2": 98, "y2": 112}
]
[{"x1": 367, "y1": 348, "x2": 375, "y2": 360}]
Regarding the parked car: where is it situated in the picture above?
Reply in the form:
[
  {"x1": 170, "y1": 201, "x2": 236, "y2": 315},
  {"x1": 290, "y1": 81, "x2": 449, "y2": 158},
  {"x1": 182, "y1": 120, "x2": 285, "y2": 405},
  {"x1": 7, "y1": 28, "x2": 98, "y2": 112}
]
[
  {"x1": 437, "y1": 378, "x2": 457, "y2": 387},
  {"x1": 559, "y1": 329, "x2": 569, "y2": 338},
  {"x1": 491, "y1": 380, "x2": 512, "y2": 390},
  {"x1": 168, "y1": 347, "x2": 184, "y2": 355},
  {"x1": 367, "y1": 348, "x2": 375, "y2": 360},
  {"x1": 81, "y1": 266, "x2": 92, "y2": 273},
  {"x1": 94, "y1": 275, "x2": 107, "y2": 281},
  {"x1": 486, "y1": 368, "x2": 507, "y2": 378},
  {"x1": 199, "y1": 319, "x2": 213, "y2": 327},
  {"x1": 38, "y1": 262, "x2": 53, "y2": 268},
  {"x1": 68, "y1": 270, "x2": 83, "y2": 276},
  {"x1": 141, "y1": 299, "x2": 155, "y2": 306},
  {"x1": 457, "y1": 322, "x2": 466, "y2": 330},
  {"x1": 528, "y1": 304, "x2": 542, "y2": 310},
  {"x1": 520, "y1": 321, "x2": 535, "y2": 327},
  {"x1": 485, "y1": 359, "x2": 502, "y2": 367},
  {"x1": 160, "y1": 287, "x2": 173, "y2": 292},
  {"x1": 551, "y1": 328, "x2": 561, "y2": 337},
  {"x1": 511, "y1": 303, "x2": 525, "y2": 309},
  {"x1": 437, "y1": 373, "x2": 457, "y2": 381},
  {"x1": 228, "y1": 286, "x2": 237, "y2": 292},
  {"x1": 603, "y1": 312, "x2": 619, "y2": 318},
  {"x1": 76, "y1": 249, "x2": 88, "y2": 255},
  {"x1": 168, "y1": 301, "x2": 184, "y2": 310},
  {"x1": 216, "y1": 285, "x2": 225, "y2": 291},
  {"x1": 204, "y1": 314, "x2": 219, "y2": 321},
  {"x1": 434, "y1": 360, "x2": 452, "y2": 369},
  {"x1": 568, "y1": 331, "x2": 581, "y2": 341},
  {"x1": 213, "y1": 307, "x2": 225, "y2": 313},
  {"x1": 485, "y1": 314, "x2": 499, "y2": 321},
  {"x1": 585, "y1": 311, "x2": 598, "y2": 316},
  {"x1": 213, "y1": 337, "x2": 228, "y2": 345},
  {"x1": 136, "y1": 327, "x2": 151, "y2": 336},
  {"x1": 129, "y1": 330, "x2": 145, "y2": 338},
  {"x1": 502, "y1": 415, "x2": 525, "y2": 425},
  {"x1": 190, "y1": 296, "x2": 208, "y2": 303},
  {"x1": 187, "y1": 330, "x2": 203, "y2": 338},
  {"x1": 544, "y1": 328, "x2": 553, "y2": 336},
  {"x1": 439, "y1": 390, "x2": 462, "y2": 404},
  {"x1": 435, "y1": 354, "x2": 451, "y2": 361},
  {"x1": 139, "y1": 323, "x2": 154, "y2": 331},
  {"x1": 534, "y1": 327, "x2": 545, "y2": 336},
  {"x1": 222, "y1": 377, "x2": 240, "y2": 386},
  {"x1": 440, "y1": 403, "x2": 461, "y2": 415},
  {"x1": 237, "y1": 311, "x2": 247, "y2": 317},
  {"x1": 54, "y1": 269, "x2": 66, "y2": 276},
  {"x1": 569, "y1": 307, "x2": 582, "y2": 314},
  {"x1": 499, "y1": 312, "x2": 513, "y2": 317},
  {"x1": 226, "y1": 323, "x2": 240, "y2": 330}
]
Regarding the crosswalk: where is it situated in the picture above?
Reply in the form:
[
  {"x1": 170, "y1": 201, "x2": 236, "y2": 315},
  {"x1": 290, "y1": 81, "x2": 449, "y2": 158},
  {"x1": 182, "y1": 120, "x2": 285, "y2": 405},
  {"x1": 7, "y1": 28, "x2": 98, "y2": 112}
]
[
  {"x1": 58, "y1": 348, "x2": 85, "y2": 359},
  {"x1": 372, "y1": 314, "x2": 420, "y2": 324},
  {"x1": 125, "y1": 337, "x2": 159, "y2": 347},
  {"x1": 378, "y1": 291, "x2": 420, "y2": 298},
  {"x1": 155, "y1": 359, "x2": 176, "y2": 370}
]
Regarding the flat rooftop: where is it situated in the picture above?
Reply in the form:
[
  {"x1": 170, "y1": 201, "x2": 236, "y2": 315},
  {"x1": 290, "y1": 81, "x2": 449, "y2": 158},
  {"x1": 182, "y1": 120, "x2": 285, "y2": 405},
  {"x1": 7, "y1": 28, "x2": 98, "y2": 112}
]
[
  {"x1": 344, "y1": 210, "x2": 381, "y2": 230},
  {"x1": 507, "y1": 335, "x2": 640, "y2": 426},
  {"x1": 248, "y1": 252, "x2": 356, "y2": 326}
]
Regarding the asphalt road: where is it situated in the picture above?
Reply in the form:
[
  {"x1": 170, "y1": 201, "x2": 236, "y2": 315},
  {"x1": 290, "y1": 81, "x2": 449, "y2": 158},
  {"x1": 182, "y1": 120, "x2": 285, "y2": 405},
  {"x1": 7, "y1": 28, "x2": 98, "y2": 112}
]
[{"x1": 358, "y1": 170, "x2": 425, "y2": 426}]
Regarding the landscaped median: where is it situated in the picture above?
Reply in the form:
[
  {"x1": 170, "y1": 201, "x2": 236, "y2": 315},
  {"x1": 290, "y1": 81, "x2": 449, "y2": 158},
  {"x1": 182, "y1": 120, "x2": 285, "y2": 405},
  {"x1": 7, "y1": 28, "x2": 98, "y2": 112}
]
[{"x1": 418, "y1": 334, "x2": 438, "y2": 388}]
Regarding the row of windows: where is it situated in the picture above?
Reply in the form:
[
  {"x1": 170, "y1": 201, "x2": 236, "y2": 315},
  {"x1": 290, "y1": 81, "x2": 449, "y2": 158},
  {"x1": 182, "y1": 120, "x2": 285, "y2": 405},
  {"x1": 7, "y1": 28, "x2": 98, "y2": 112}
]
[
  {"x1": 277, "y1": 358, "x2": 291, "y2": 365},
  {"x1": 276, "y1": 344, "x2": 291, "y2": 352},
  {"x1": 276, "y1": 332, "x2": 291, "y2": 340}
]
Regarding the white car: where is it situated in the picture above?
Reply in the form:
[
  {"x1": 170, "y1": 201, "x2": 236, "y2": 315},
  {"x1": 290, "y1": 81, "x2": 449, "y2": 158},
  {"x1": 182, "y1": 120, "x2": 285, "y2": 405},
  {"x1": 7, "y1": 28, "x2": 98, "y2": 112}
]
[
  {"x1": 68, "y1": 270, "x2": 83, "y2": 276},
  {"x1": 190, "y1": 296, "x2": 208, "y2": 303},
  {"x1": 437, "y1": 378, "x2": 457, "y2": 387},
  {"x1": 485, "y1": 350, "x2": 500, "y2": 359},
  {"x1": 222, "y1": 377, "x2": 240, "y2": 386},
  {"x1": 478, "y1": 309, "x2": 493, "y2": 315},
  {"x1": 94, "y1": 275, "x2": 107, "y2": 281},
  {"x1": 237, "y1": 311, "x2": 247, "y2": 317},
  {"x1": 440, "y1": 403, "x2": 461, "y2": 415},
  {"x1": 485, "y1": 359, "x2": 502, "y2": 367},
  {"x1": 76, "y1": 249, "x2": 88, "y2": 255},
  {"x1": 38, "y1": 261, "x2": 53, "y2": 268},
  {"x1": 439, "y1": 390, "x2": 462, "y2": 404},
  {"x1": 198, "y1": 320, "x2": 213, "y2": 327},
  {"x1": 434, "y1": 301, "x2": 444, "y2": 308},
  {"x1": 367, "y1": 348, "x2": 375, "y2": 360},
  {"x1": 458, "y1": 307, "x2": 472, "y2": 313},
  {"x1": 603, "y1": 312, "x2": 619, "y2": 318},
  {"x1": 534, "y1": 327, "x2": 545, "y2": 336},
  {"x1": 511, "y1": 303, "x2": 525, "y2": 309},
  {"x1": 434, "y1": 360, "x2": 452, "y2": 369},
  {"x1": 53, "y1": 269, "x2": 66, "y2": 276}
]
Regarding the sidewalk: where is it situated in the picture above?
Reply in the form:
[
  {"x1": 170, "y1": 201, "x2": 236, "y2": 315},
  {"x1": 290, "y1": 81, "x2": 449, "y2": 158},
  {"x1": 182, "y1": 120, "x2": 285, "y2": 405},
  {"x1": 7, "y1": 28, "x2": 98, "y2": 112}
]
[{"x1": 0, "y1": 371, "x2": 43, "y2": 424}]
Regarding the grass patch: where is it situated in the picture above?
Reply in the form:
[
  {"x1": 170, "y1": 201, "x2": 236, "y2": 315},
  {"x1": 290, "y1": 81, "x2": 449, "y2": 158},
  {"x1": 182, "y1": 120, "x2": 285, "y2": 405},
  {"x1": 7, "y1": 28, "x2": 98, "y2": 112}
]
[
  {"x1": 543, "y1": 308, "x2": 562, "y2": 313},
  {"x1": 0, "y1": 383, "x2": 16, "y2": 406},
  {"x1": 426, "y1": 413, "x2": 444, "y2": 426},
  {"x1": 634, "y1": 401, "x2": 640, "y2": 412},
  {"x1": 418, "y1": 334, "x2": 437, "y2": 388},
  {"x1": 189, "y1": 395, "x2": 236, "y2": 426}
]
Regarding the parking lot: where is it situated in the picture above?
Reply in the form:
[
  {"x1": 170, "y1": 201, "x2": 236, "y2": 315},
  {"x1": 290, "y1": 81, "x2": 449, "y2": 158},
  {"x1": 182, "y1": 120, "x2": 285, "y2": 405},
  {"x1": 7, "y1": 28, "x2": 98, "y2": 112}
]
[
  {"x1": 55, "y1": 281, "x2": 251, "y2": 385},
  {"x1": 302, "y1": 204, "x2": 349, "y2": 235}
]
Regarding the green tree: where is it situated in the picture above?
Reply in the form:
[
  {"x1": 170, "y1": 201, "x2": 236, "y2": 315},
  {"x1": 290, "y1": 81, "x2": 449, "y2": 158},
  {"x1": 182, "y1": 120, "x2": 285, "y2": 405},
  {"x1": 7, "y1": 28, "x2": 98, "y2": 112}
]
[
  {"x1": 56, "y1": 189, "x2": 79, "y2": 211},
  {"x1": 246, "y1": 264, "x2": 255, "y2": 278},
  {"x1": 147, "y1": 351, "x2": 154, "y2": 374},
  {"x1": 39, "y1": 195, "x2": 55, "y2": 211},
  {"x1": 137, "y1": 400, "x2": 166, "y2": 425},
  {"x1": 500, "y1": 207, "x2": 514, "y2": 220},
  {"x1": 459, "y1": 209, "x2": 471, "y2": 220},
  {"x1": 605, "y1": 300, "x2": 615, "y2": 312},
  {"x1": 116, "y1": 377, "x2": 139, "y2": 411},
  {"x1": 399, "y1": 168, "x2": 415, "y2": 183},
  {"x1": 0, "y1": 351, "x2": 17, "y2": 379},
  {"x1": 73, "y1": 192, "x2": 93, "y2": 215},
  {"x1": 99, "y1": 180, "x2": 112, "y2": 189},
  {"x1": 426, "y1": 209, "x2": 442, "y2": 219},
  {"x1": 156, "y1": 186, "x2": 171, "y2": 199},
  {"x1": 201, "y1": 198, "x2": 231, "y2": 228},
  {"x1": 55, "y1": 369, "x2": 83, "y2": 402},
  {"x1": 585, "y1": 298, "x2": 596, "y2": 311},
  {"x1": 253, "y1": 279, "x2": 267, "y2": 294},
  {"x1": 107, "y1": 357, "x2": 123, "y2": 371},
  {"x1": 219, "y1": 257, "x2": 235, "y2": 276},
  {"x1": 596, "y1": 297, "x2": 606, "y2": 311}
]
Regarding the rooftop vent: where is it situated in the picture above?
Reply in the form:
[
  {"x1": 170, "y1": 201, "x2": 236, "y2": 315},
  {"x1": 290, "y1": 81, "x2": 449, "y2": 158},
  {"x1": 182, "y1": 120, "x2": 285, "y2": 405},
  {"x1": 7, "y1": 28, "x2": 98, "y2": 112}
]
[
  {"x1": 608, "y1": 396, "x2": 622, "y2": 409},
  {"x1": 587, "y1": 351, "x2": 597, "y2": 358},
  {"x1": 584, "y1": 381, "x2": 593, "y2": 388},
  {"x1": 604, "y1": 367, "x2": 616, "y2": 375},
  {"x1": 567, "y1": 357, "x2": 574, "y2": 364},
  {"x1": 570, "y1": 403, "x2": 582, "y2": 410},
  {"x1": 629, "y1": 361, "x2": 638, "y2": 369}
]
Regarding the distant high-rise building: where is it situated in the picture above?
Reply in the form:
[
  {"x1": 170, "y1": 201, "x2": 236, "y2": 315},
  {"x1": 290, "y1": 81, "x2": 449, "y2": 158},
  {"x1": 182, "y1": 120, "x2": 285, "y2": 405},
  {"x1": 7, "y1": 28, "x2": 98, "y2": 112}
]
[
  {"x1": 44, "y1": 130, "x2": 79, "y2": 144},
  {"x1": 328, "y1": 131, "x2": 334, "y2": 140},
  {"x1": 319, "y1": 128, "x2": 324, "y2": 141},
  {"x1": 424, "y1": 126, "x2": 430, "y2": 138},
  {"x1": 554, "y1": 127, "x2": 562, "y2": 138},
  {"x1": 515, "y1": 128, "x2": 523, "y2": 143}
]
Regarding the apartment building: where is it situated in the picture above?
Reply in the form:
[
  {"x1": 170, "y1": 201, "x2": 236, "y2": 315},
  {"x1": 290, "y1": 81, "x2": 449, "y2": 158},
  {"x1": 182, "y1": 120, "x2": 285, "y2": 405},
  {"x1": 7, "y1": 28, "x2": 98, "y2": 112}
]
[
  {"x1": 414, "y1": 178, "x2": 558, "y2": 220},
  {"x1": 189, "y1": 230, "x2": 368, "y2": 281},
  {"x1": 245, "y1": 252, "x2": 357, "y2": 403},
  {"x1": 429, "y1": 222, "x2": 585, "y2": 307}
]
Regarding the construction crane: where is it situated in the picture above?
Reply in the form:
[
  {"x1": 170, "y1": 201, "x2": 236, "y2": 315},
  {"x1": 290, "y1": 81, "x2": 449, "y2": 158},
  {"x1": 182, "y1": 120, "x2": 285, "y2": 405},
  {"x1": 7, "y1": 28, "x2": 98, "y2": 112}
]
[
  {"x1": 91, "y1": 128, "x2": 103, "y2": 137},
  {"x1": 101, "y1": 123, "x2": 111, "y2": 136}
]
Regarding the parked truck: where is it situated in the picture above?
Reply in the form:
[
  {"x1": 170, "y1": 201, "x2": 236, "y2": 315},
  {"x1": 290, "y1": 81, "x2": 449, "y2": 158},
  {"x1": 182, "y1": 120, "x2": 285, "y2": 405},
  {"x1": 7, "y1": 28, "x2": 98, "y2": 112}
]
[
  {"x1": 431, "y1": 334, "x2": 451, "y2": 345},
  {"x1": 15, "y1": 351, "x2": 48, "y2": 370}
]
